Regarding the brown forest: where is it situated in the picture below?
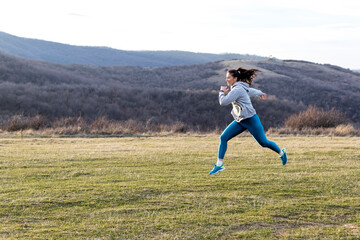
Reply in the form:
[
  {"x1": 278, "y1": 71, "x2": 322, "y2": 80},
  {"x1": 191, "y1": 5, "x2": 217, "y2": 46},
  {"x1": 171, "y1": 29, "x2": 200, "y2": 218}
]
[{"x1": 0, "y1": 51, "x2": 359, "y2": 132}]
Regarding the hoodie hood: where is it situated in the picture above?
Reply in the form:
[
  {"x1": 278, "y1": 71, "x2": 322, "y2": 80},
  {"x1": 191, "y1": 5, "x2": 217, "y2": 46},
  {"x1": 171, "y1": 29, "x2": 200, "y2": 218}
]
[{"x1": 231, "y1": 81, "x2": 250, "y2": 92}]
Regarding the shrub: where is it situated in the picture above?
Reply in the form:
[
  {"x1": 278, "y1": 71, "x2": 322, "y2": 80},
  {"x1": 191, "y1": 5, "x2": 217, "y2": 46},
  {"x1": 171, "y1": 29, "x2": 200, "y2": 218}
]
[
  {"x1": 89, "y1": 116, "x2": 111, "y2": 132},
  {"x1": 284, "y1": 106, "x2": 347, "y2": 130},
  {"x1": 5, "y1": 114, "x2": 47, "y2": 131},
  {"x1": 29, "y1": 115, "x2": 48, "y2": 130},
  {"x1": 5, "y1": 115, "x2": 28, "y2": 132},
  {"x1": 171, "y1": 122, "x2": 189, "y2": 133},
  {"x1": 333, "y1": 124, "x2": 357, "y2": 136},
  {"x1": 51, "y1": 116, "x2": 89, "y2": 134}
]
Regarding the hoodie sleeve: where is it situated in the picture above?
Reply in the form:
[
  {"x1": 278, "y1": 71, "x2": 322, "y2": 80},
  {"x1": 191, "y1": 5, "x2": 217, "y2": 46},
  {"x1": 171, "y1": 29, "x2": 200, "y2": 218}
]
[
  {"x1": 219, "y1": 88, "x2": 245, "y2": 106},
  {"x1": 247, "y1": 87, "x2": 264, "y2": 96}
]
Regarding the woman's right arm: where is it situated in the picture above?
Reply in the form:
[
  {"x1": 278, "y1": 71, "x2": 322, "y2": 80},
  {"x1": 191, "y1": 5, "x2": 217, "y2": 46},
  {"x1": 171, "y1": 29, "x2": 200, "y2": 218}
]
[{"x1": 219, "y1": 88, "x2": 243, "y2": 106}]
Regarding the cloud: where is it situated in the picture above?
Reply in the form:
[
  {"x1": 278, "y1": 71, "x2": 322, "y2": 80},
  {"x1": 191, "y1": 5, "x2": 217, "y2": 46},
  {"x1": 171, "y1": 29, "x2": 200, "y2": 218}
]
[
  {"x1": 328, "y1": 23, "x2": 357, "y2": 29},
  {"x1": 68, "y1": 13, "x2": 88, "y2": 17}
]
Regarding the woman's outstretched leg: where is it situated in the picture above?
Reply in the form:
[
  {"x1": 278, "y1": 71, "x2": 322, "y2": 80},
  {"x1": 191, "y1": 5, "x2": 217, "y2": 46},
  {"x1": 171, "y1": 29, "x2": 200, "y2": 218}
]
[{"x1": 241, "y1": 114, "x2": 288, "y2": 164}]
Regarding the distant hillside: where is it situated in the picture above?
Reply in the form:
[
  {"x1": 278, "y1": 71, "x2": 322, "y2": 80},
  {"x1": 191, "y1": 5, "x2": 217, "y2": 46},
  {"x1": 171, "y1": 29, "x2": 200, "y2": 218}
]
[
  {"x1": 0, "y1": 51, "x2": 359, "y2": 130},
  {"x1": 0, "y1": 31, "x2": 265, "y2": 67}
]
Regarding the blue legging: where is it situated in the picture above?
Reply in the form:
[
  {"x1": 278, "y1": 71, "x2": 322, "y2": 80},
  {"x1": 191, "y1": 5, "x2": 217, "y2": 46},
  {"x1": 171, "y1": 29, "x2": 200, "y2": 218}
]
[{"x1": 218, "y1": 114, "x2": 281, "y2": 159}]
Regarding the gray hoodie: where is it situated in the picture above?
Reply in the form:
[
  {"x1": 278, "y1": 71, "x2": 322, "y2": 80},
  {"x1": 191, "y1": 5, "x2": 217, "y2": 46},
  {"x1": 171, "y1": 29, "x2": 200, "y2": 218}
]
[{"x1": 218, "y1": 81, "x2": 264, "y2": 122}]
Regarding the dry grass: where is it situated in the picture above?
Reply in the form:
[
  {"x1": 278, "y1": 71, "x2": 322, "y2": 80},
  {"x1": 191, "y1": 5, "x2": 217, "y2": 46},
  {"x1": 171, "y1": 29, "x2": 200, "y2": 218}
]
[
  {"x1": 1, "y1": 110, "x2": 359, "y2": 137},
  {"x1": 0, "y1": 135, "x2": 359, "y2": 239},
  {"x1": 268, "y1": 124, "x2": 360, "y2": 136},
  {"x1": 1, "y1": 115, "x2": 193, "y2": 136}
]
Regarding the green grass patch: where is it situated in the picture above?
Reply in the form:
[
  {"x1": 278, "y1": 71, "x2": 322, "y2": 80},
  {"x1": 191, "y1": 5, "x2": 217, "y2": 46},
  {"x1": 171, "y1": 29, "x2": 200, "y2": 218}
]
[{"x1": 0, "y1": 135, "x2": 359, "y2": 239}]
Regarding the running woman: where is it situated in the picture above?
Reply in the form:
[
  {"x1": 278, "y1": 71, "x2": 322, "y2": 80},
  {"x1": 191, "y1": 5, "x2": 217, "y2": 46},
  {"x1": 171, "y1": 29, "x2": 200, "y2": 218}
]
[{"x1": 209, "y1": 67, "x2": 287, "y2": 175}]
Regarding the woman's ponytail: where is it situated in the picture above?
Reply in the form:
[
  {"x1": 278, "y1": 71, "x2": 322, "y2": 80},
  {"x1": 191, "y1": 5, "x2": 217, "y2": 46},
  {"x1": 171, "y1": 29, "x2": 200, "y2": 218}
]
[
  {"x1": 236, "y1": 67, "x2": 260, "y2": 85},
  {"x1": 228, "y1": 67, "x2": 260, "y2": 85}
]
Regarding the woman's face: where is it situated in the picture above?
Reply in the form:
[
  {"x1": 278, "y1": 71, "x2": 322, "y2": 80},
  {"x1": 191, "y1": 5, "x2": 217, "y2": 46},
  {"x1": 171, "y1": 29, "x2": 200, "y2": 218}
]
[{"x1": 226, "y1": 72, "x2": 237, "y2": 86}]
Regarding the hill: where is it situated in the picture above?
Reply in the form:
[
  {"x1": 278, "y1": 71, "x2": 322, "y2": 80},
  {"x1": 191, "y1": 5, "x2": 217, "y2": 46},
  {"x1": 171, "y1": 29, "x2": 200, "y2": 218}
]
[
  {"x1": 0, "y1": 31, "x2": 265, "y2": 67},
  {"x1": 0, "y1": 51, "x2": 359, "y2": 131}
]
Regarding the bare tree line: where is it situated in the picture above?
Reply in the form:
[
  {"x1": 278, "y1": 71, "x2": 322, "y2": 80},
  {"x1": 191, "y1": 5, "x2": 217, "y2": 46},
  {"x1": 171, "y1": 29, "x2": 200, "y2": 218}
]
[{"x1": 0, "y1": 52, "x2": 359, "y2": 132}]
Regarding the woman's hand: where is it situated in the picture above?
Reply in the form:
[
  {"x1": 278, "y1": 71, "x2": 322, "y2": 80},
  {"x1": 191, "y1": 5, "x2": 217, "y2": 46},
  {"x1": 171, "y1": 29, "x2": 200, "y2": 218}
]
[
  {"x1": 220, "y1": 86, "x2": 229, "y2": 93},
  {"x1": 261, "y1": 93, "x2": 267, "y2": 100}
]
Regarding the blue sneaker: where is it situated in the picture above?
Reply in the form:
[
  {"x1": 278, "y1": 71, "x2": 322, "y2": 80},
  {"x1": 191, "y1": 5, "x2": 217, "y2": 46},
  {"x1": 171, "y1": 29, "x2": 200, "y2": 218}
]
[
  {"x1": 209, "y1": 164, "x2": 225, "y2": 175},
  {"x1": 280, "y1": 148, "x2": 288, "y2": 165}
]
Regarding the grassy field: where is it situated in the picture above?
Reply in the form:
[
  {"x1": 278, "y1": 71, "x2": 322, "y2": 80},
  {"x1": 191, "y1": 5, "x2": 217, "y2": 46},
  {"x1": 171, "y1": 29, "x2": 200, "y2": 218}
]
[{"x1": 0, "y1": 135, "x2": 359, "y2": 239}]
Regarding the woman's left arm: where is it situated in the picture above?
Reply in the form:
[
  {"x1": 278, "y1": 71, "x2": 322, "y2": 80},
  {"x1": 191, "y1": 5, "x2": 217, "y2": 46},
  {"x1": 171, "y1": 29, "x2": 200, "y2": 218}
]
[
  {"x1": 248, "y1": 87, "x2": 267, "y2": 100},
  {"x1": 248, "y1": 87, "x2": 264, "y2": 96}
]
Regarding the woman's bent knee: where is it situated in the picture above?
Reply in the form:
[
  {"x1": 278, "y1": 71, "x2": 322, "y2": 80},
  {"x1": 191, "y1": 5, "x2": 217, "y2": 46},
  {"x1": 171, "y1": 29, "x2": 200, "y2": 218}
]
[
  {"x1": 220, "y1": 134, "x2": 230, "y2": 143},
  {"x1": 258, "y1": 140, "x2": 269, "y2": 148}
]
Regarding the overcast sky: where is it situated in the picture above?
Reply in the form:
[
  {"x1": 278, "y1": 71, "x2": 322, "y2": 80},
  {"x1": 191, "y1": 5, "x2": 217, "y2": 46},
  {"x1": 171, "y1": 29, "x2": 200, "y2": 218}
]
[{"x1": 1, "y1": 0, "x2": 359, "y2": 69}]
